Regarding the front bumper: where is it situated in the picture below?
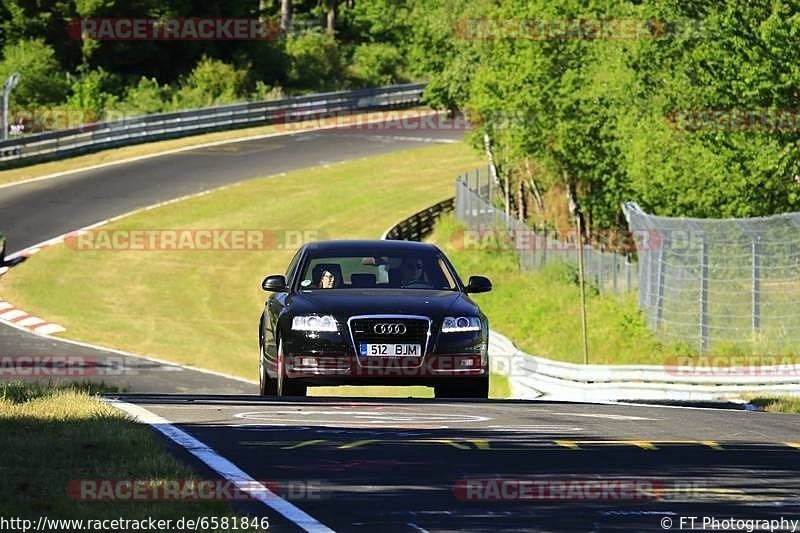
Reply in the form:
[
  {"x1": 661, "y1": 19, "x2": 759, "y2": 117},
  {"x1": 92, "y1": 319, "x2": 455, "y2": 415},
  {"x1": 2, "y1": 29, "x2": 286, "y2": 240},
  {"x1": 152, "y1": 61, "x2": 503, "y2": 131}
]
[{"x1": 281, "y1": 325, "x2": 488, "y2": 385}]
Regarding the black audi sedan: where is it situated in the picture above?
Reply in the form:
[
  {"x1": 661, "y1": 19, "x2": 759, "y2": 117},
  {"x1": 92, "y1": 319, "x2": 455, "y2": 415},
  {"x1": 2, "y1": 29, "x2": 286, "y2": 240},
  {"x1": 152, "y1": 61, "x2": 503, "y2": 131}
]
[{"x1": 258, "y1": 240, "x2": 492, "y2": 398}]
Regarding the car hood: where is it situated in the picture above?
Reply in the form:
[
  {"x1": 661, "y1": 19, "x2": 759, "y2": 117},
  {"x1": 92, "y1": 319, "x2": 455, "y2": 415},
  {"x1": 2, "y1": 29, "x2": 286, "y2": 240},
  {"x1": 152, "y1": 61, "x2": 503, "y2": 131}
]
[{"x1": 286, "y1": 289, "x2": 479, "y2": 318}]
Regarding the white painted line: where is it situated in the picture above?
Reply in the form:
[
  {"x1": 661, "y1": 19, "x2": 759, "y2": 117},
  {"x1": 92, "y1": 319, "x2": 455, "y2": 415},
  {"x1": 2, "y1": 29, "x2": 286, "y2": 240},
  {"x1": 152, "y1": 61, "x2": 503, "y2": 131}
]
[
  {"x1": 15, "y1": 316, "x2": 46, "y2": 327},
  {"x1": 105, "y1": 399, "x2": 334, "y2": 533},
  {"x1": 33, "y1": 323, "x2": 66, "y2": 335},
  {"x1": 0, "y1": 309, "x2": 27, "y2": 321},
  {"x1": 0, "y1": 313, "x2": 257, "y2": 385},
  {"x1": 0, "y1": 266, "x2": 8, "y2": 276},
  {"x1": 0, "y1": 301, "x2": 13, "y2": 311}
]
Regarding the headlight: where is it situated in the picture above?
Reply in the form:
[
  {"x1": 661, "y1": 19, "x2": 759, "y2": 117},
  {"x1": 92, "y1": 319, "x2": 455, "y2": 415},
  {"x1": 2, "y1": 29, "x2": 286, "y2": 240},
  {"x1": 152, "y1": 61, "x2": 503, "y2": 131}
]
[
  {"x1": 292, "y1": 315, "x2": 338, "y2": 332},
  {"x1": 442, "y1": 316, "x2": 481, "y2": 333}
]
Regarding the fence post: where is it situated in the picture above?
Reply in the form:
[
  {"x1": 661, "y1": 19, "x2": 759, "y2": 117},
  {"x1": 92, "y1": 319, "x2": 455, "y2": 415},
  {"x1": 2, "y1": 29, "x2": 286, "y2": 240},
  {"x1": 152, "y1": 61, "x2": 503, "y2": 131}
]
[
  {"x1": 626, "y1": 253, "x2": 632, "y2": 293},
  {"x1": 541, "y1": 226, "x2": 548, "y2": 268},
  {"x1": 737, "y1": 220, "x2": 761, "y2": 335},
  {"x1": 655, "y1": 243, "x2": 666, "y2": 329},
  {"x1": 699, "y1": 239, "x2": 709, "y2": 355},
  {"x1": 486, "y1": 169, "x2": 493, "y2": 211},
  {"x1": 476, "y1": 169, "x2": 482, "y2": 226},
  {"x1": 752, "y1": 238, "x2": 761, "y2": 333},
  {"x1": 612, "y1": 251, "x2": 618, "y2": 294},
  {"x1": 598, "y1": 250, "x2": 605, "y2": 293}
]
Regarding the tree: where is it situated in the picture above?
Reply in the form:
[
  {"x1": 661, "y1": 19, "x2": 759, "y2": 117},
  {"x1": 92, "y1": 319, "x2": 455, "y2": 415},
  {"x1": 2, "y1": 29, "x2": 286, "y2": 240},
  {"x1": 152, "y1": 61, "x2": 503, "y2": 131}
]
[{"x1": 0, "y1": 38, "x2": 69, "y2": 106}]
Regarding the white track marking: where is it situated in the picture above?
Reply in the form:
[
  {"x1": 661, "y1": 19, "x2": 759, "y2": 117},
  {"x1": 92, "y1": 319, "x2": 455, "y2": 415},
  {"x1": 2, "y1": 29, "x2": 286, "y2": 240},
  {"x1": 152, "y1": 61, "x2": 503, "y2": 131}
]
[
  {"x1": 106, "y1": 399, "x2": 334, "y2": 533},
  {"x1": 0, "y1": 309, "x2": 26, "y2": 321},
  {"x1": 14, "y1": 316, "x2": 45, "y2": 327},
  {"x1": 32, "y1": 323, "x2": 66, "y2": 335}
]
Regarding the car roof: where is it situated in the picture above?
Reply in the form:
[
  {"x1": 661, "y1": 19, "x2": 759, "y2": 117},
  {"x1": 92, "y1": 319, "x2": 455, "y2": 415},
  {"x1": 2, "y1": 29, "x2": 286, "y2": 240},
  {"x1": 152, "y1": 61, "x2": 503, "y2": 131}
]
[{"x1": 303, "y1": 240, "x2": 440, "y2": 254}]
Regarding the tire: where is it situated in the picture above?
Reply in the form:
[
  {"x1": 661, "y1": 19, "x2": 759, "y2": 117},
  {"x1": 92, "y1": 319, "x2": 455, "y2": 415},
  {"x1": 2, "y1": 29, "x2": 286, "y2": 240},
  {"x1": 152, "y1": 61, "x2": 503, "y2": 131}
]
[
  {"x1": 258, "y1": 338, "x2": 277, "y2": 396},
  {"x1": 276, "y1": 338, "x2": 307, "y2": 397},
  {"x1": 435, "y1": 376, "x2": 489, "y2": 399}
]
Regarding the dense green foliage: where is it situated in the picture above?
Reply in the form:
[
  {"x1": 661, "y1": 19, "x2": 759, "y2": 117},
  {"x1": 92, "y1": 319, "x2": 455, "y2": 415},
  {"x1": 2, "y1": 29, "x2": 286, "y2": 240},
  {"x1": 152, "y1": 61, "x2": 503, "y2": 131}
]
[
  {"x1": 410, "y1": 0, "x2": 800, "y2": 220},
  {"x1": 0, "y1": 0, "x2": 415, "y2": 120},
  {"x1": 2, "y1": 0, "x2": 798, "y2": 219}
]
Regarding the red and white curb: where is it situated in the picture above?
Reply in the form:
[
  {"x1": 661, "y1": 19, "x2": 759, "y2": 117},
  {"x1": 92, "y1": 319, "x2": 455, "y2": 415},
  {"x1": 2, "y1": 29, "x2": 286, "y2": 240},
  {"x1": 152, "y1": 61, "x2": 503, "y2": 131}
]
[
  {"x1": 0, "y1": 234, "x2": 78, "y2": 335},
  {"x1": 0, "y1": 300, "x2": 66, "y2": 335}
]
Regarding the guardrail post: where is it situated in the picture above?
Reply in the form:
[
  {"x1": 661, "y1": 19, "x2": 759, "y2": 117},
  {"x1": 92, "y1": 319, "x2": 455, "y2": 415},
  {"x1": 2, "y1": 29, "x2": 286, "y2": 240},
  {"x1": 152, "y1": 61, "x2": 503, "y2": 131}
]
[{"x1": 700, "y1": 239, "x2": 709, "y2": 355}]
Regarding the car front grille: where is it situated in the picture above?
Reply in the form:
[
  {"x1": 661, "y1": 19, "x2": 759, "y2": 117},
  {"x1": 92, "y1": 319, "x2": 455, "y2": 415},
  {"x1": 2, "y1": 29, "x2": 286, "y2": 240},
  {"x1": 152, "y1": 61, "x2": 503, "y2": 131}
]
[{"x1": 348, "y1": 315, "x2": 431, "y2": 356}]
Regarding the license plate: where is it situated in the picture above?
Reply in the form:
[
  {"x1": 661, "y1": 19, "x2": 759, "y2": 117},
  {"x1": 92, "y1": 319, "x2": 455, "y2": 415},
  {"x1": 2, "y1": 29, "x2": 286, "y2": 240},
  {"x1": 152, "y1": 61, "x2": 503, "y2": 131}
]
[{"x1": 360, "y1": 343, "x2": 421, "y2": 356}]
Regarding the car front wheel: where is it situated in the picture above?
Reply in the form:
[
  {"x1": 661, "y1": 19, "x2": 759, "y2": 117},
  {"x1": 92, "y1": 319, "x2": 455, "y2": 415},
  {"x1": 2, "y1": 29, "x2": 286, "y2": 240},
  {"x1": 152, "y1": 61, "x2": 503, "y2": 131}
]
[
  {"x1": 258, "y1": 339, "x2": 277, "y2": 396},
  {"x1": 276, "y1": 338, "x2": 307, "y2": 397}
]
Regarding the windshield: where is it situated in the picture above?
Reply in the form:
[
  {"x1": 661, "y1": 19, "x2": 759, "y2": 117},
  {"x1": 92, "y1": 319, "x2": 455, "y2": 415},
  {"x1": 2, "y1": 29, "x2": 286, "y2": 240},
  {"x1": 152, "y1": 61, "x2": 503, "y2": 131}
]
[{"x1": 298, "y1": 252, "x2": 459, "y2": 291}]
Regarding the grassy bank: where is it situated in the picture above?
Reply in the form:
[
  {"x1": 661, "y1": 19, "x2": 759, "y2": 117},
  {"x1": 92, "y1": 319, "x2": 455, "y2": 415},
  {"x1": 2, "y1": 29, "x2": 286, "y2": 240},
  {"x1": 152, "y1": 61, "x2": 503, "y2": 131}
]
[
  {"x1": 747, "y1": 396, "x2": 800, "y2": 414},
  {"x1": 427, "y1": 215, "x2": 681, "y2": 365},
  {"x1": 0, "y1": 382, "x2": 241, "y2": 523},
  {"x1": 0, "y1": 143, "x2": 514, "y2": 397}
]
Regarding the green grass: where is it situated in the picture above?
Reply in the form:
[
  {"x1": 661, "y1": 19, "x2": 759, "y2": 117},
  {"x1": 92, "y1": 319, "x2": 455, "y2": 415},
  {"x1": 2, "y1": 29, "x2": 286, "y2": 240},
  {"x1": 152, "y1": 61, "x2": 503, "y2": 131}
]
[
  {"x1": 428, "y1": 215, "x2": 683, "y2": 365},
  {"x1": 0, "y1": 142, "x2": 512, "y2": 397},
  {"x1": 0, "y1": 382, "x2": 242, "y2": 523},
  {"x1": 746, "y1": 396, "x2": 800, "y2": 414}
]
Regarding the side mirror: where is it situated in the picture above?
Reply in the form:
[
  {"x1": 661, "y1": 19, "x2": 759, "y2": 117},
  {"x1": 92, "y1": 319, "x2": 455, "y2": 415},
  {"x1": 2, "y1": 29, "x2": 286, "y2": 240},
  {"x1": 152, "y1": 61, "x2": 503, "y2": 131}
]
[
  {"x1": 465, "y1": 275, "x2": 492, "y2": 294},
  {"x1": 262, "y1": 274, "x2": 287, "y2": 292}
]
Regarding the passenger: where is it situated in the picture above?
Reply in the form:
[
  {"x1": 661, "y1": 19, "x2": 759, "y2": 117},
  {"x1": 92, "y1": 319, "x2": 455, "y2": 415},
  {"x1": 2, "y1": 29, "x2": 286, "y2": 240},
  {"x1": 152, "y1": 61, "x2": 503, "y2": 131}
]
[{"x1": 319, "y1": 270, "x2": 336, "y2": 288}]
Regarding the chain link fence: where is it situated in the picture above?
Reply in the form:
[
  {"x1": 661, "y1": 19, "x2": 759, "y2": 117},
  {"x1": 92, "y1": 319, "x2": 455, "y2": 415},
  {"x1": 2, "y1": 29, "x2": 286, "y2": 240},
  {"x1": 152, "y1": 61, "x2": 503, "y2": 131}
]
[
  {"x1": 455, "y1": 168, "x2": 800, "y2": 354},
  {"x1": 624, "y1": 202, "x2": 800, "y2": 354},
  {"x1": 455, "y1": 168, "x2": 636, "y2": 295}
]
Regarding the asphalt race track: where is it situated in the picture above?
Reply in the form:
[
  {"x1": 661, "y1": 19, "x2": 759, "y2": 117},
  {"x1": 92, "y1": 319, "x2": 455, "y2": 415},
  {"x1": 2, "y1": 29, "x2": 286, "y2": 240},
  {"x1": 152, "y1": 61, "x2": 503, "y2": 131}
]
[
  {"x1": 2, "y1": 125, "x2": 800, "y2": 532},
  {"x1": 117, "y1": 395, "x2": 800, "y2": 532}
]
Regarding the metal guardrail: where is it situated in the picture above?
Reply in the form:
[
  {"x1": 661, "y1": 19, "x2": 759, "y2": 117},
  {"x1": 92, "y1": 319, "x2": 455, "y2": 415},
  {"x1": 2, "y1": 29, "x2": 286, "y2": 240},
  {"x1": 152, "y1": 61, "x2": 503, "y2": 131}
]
[
  {"x1": 0, "y1": 83, "x2": 425, "y2": 168},
  {"x1": 382, "y1": 198, "x2": 454, "y2": 241},
  {"x1": 489, "y1": 330, "x2": 800, "y2": 401}
]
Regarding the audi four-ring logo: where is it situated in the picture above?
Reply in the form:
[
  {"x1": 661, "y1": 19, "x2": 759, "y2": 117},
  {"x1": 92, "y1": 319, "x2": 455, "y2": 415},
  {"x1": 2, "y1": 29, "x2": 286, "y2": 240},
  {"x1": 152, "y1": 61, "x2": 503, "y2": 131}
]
[{"x1": 373, "y1": 323, "x2": 407, "y2": 335}]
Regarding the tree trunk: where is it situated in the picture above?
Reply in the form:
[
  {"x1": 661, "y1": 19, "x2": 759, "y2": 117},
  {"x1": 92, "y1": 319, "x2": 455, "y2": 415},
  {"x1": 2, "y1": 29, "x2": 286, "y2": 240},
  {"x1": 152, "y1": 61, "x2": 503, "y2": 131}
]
[
  {"x1": 524, "y1": 158, "x2": 544, "y2": 213},
  {"x1": 483, "y1": 133, "x2": 507, "y2": 213},
  {"x1": 280, "y1": 0, "x2": 292, "y2": 37},
  {"x1": 326, "y1": 0, "x2": 337, "y2": 35},
  {"x1": 517, "y1": 178, "x2": 526, "y2": 222}
]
